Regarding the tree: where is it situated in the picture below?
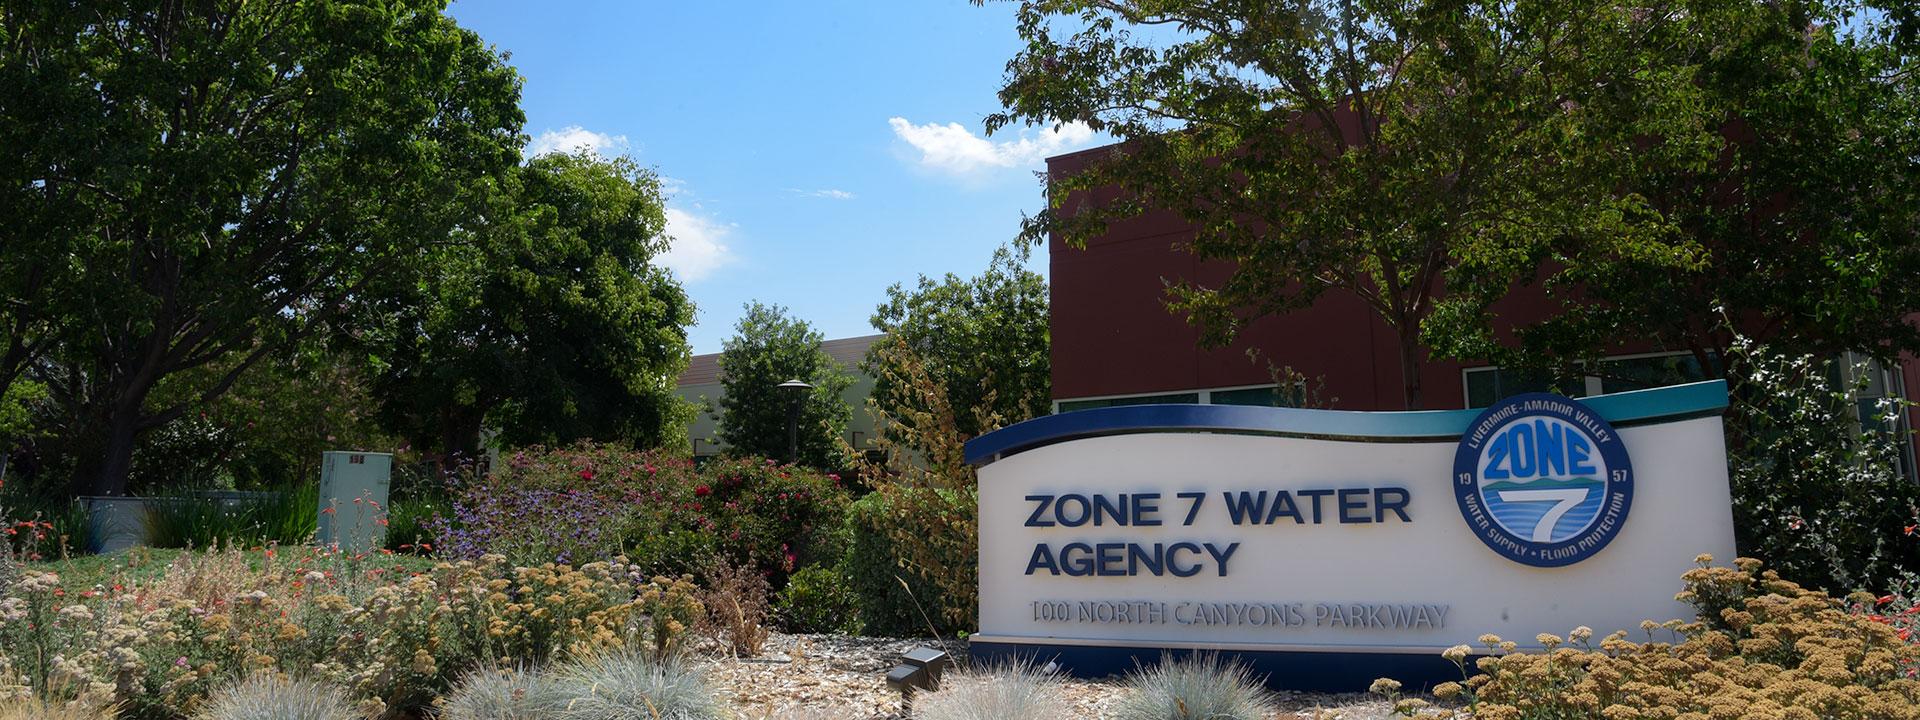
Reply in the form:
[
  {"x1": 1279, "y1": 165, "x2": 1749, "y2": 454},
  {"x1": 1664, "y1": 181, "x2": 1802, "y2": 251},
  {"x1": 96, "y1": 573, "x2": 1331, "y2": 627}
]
[
  {"x1": 866, "y1": 245, "x2": 1049, "y2": 446},
  {"x1": 985, "y1": 0, "x2": 1714, "y2": 408},
  {"x1": 367, "y1": 151, "x2": 695, "y2": 459},
  {"x1": 714, "y1": 303, "x2": 854, "y2": 469},
  {"x1": 1440, "y1": 0, "x2": 1920, "y2": 376},
  {"x1": 0, "y1": 0, "x2": 524, "y2": 496}
]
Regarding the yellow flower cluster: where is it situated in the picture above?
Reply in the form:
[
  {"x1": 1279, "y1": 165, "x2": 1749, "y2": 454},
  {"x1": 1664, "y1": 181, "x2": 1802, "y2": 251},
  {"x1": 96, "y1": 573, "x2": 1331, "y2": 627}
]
[
  {"x1": 0, "y1": 548, "x2": 681, "y2": 718},
  {"x1": 1400, "y1": 556, "x2": 1920, "y2": 720}
]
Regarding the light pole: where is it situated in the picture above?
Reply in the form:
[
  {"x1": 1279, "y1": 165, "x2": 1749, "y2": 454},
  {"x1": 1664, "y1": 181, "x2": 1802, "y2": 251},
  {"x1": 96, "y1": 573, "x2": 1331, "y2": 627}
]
[{"x1": 777, "y1": 379, "x2": 813, "y2": 464}]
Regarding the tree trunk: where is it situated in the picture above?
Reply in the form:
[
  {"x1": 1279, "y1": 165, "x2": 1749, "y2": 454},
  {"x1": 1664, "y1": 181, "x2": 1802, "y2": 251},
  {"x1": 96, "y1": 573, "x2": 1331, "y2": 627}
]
[
  {"x1": 437, "y1": 406, "x2": 485, "y2": 469},
  {"x1": 1397, "y1": 329, "x2": 1425, "y2": 410},
  {"x1": 69, "y1": 405, "x2": 143, "y2": 497}
]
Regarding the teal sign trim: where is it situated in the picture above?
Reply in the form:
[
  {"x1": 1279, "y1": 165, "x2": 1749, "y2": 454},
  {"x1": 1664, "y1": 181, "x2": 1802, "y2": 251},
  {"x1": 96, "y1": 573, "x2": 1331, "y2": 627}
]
[{"x1": 964, "y1": 380, "x2": 1728, "y2": 466}]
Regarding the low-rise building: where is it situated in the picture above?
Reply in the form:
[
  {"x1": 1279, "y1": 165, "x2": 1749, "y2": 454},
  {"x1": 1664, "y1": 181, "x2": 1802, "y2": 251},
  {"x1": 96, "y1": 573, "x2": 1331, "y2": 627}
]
[{"x1": 674, "y1": 334, "x2": 885, "y2": 463}]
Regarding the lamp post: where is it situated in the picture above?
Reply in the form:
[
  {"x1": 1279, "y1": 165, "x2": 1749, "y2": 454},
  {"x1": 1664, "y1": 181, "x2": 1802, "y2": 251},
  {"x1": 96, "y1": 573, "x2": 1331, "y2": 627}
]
[{"x1": 777, "y1": 379, "x2": 813, "y2": 464}]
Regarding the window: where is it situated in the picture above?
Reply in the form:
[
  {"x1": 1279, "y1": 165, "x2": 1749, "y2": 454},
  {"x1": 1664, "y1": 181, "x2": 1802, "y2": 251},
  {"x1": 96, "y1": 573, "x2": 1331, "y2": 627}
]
[
  {"x1": 1053, "y1": 383, "x2": 1309, "y2": 413},
  {"x1": 1841, "y1": 352, "x2": 1915, "y2": 482},
  {"x1": 1209, "y1": 384, "x2": 1310, "y2": 407},
  {"x1": 1057, "y1": 392, "x2": 1200, "y2": 413},
  {"x1": 1596, "y1": 353, "x2": 1719, "y2": 395},
  {"x1": 1464, "y1": 351, "x2": 1717, "y2": 409},
  {"x1": 1209, "y1": 386, "x2": 1287, "y2": 407},
  {"x1": 1464, "y1": 367, "x2": 1587, "y2": 409}
]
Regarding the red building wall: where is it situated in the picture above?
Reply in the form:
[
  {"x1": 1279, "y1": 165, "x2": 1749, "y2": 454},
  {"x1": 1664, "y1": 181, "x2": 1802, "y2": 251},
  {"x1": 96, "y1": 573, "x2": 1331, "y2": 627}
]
[
  {"x1": 1046, "y1": 145, "x2": 1558, "y2": 411},
  {"x1": 1045, "y1": 141, "x2": 1920, "y2": 450}
]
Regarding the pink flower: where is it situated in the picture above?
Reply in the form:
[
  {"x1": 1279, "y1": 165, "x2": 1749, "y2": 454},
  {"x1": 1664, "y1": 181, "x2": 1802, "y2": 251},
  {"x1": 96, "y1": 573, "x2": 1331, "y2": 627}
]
[{"x1": 694, "y1": 485, "x2": 712, "y2": 497}]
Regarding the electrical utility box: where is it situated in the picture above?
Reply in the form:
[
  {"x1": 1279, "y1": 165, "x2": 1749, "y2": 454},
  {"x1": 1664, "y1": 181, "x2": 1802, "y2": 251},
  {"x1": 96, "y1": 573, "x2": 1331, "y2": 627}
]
[{"x1": 317, "y1": 451, "x2": 392, "y2": 553}]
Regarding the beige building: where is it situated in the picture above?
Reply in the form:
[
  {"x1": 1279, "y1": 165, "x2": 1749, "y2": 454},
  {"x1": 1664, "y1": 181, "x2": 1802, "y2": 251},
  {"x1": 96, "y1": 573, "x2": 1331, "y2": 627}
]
[{"x1": 674, "y1": 334, "x2": 885, "y2": 462}]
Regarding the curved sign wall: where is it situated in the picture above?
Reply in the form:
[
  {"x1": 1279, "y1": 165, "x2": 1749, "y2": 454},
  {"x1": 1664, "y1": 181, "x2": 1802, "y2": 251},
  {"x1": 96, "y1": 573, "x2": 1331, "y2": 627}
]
[{"x1": 963, "y1": 381, "x2": 1735, "y2": 689}]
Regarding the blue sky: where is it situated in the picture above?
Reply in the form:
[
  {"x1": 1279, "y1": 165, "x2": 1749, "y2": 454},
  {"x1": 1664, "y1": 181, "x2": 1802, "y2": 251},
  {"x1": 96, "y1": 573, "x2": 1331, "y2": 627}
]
[{"x1": 444, "y1": 0, "x2": 1103, "y2": 355}]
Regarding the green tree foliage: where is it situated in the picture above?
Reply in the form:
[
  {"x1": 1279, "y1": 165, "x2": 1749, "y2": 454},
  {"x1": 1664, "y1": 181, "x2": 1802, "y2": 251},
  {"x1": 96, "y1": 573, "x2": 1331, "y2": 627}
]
[
  {"x1": 714, "y1": 303, "x2": 853, "y2": 469},
  {"x1": 367, "y1": 152, "x2": 694, "y2": 459},
  {"x1": 120, "y1": 345, "x2": 396, "y2": 494},
  {"x1": 866, "y1": 245, "x2": 1049, "y2": 447},
  {"x1": 0, "y1": 0, "x2": 525, "y2": 496},
  {"x1": 1445, "y1": 0, "x2": 1920, "y2": 375},
  {"x1": 984, "y1": 0, "x2": 1705, "y2": 408}
]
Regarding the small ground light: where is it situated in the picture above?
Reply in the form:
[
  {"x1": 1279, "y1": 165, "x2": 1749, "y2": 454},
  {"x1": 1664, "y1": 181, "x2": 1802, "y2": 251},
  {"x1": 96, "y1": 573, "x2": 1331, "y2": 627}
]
[{"x1": 884, "y1": 645, "x2": 950, "y2": 697}]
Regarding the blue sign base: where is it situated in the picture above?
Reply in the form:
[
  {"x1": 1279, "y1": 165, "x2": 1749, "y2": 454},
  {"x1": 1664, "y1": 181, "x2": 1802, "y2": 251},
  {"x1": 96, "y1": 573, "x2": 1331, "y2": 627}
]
[{"x1": 968, "y1": 639, "x2": 1465, "y2": 693}]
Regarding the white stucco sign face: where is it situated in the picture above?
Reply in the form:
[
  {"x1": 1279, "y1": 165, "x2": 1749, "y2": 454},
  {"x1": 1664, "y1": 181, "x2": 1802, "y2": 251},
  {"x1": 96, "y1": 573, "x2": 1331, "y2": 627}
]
[{"x1": 963, "y1": 382, "x2": 1736, "y2": 688}]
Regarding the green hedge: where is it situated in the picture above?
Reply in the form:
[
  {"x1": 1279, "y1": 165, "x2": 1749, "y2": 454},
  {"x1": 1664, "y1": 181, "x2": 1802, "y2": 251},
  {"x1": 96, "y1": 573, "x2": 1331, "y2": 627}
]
[{"x1": 838, "y1": 492, "x2": 959, "y2": 637}]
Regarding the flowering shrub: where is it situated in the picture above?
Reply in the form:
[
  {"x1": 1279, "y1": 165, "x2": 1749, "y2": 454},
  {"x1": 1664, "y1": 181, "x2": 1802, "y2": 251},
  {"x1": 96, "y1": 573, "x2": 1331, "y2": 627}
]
[
  {"x1": 1401, "y1": 556, "x2": 1920, "y2": 720},
  {"x1": 431, "y1": 444, "x2": 848, "y2": 583},
  {"x1": 0, "y1": 545, "x2": 697, "y2": 719},
  {"x1": 1725, "y1": 333, "x2": 1920, "y2": 592},
  {"x1": 674, "y1": 456, "x2": 848, "y2": 582}
]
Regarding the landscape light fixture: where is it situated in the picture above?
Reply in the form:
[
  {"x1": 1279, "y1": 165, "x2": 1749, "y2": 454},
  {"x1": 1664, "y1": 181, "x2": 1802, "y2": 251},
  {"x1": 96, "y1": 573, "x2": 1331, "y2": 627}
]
[
  {"x1": 884, "y1": 645, "x2": 950, "y2": 698},
  {"x1": 777, "y1": 379, "x2": 813, "y2": 464}
]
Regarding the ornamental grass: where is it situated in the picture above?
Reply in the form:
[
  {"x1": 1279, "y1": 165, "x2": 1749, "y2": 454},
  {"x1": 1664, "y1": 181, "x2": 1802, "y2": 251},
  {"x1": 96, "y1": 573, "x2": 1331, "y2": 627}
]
[{"x1": 910, "y1": 661, "x2": 1072, "y2": 720}]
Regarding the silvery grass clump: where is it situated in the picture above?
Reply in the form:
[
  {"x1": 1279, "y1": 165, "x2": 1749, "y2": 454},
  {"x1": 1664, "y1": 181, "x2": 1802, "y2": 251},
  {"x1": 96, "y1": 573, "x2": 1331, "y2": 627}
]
[
  {"x1": 1109, "y1": 653, "x2": 1277, "y2": 720},
  {"x1": 196, "y1": 674, "x2": 358, "y2": 720},
  {"x1": 548, "y1": 649, "x2": 726, "y2": 720},
  {"x1": 441, "y1": 666, "x2": 568, "y2": 720},
  {"x1": 911, "y1": 661, "x2": 1072, "y2": 720}
]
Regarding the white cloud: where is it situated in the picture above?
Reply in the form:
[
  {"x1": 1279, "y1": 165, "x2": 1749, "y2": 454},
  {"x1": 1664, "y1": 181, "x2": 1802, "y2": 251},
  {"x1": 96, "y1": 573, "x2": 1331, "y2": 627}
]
[
  {"x1": 526, "y1": 125, "x2": 630, "y2": 158},
  {"x1": 786, "y1": 188, "x2": 856, "y2": 200},
  {"x1": 659, "y1": 176, "x2": 689, "y2": 198},
  {"x1": 660, "y1": 207, "x2": 735, "y2": 283},
  {"x1": 888, "y1": 117, "x2": 1096, "y2": 175}
]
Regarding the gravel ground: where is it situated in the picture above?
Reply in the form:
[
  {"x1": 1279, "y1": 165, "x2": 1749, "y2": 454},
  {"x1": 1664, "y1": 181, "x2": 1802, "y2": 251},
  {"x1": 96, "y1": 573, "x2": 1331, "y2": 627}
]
[{"x1": 695, "y1": 633, "x2": 1417, "y2": 719}]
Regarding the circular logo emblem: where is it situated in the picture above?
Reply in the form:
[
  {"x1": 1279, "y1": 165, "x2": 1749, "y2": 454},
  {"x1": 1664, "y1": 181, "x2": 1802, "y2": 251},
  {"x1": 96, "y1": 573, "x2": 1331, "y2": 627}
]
[{"x1": 1453, "y1": 393, "x2": 1632, "y2": 567}]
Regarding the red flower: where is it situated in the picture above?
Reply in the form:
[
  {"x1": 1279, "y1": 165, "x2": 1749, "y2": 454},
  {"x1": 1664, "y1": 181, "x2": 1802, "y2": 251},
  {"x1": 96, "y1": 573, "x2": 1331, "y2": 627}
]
[
  {"x1": 694, "y1": 485, "x2": 712, "y2": 497},
  {"x1": 579, "y1": 469, "x2": 595, "y2": 480},
  {"x1": 1879, "y1": 595, "x2": 1896, "y2": 606}
]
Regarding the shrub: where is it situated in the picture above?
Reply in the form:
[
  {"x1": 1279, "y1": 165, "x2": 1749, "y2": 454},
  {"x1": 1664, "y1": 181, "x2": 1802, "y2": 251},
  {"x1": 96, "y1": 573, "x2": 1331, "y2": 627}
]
[
  {"x1": 775, "y1": 563, "x2": 859, "y2": 634},
  {"x1": 636, "y1": 574, "x2": 703, "y2": 660},
  {"x1": 1425, "y1": 556, "x2": 1920, "y2": 720},
  {"x1": 430, "y1": 444, "x2": 848, "y2": 581},
  {"x1": 440, "y1": 667, "x2": 565, "y2": 720},
  {"x1": 1109, "y1": 653, "x2": 1276, "y2": 720},
  {"x1": 195, "y1": 675, "x2": 358, "y2": 720},
  {"x1": 380, "y1": 495, "x2": 444, "y2": 553},
  {"x1": 841, "y1": 493, "x2": 939, "y2": 636},
  {"x1": 910, "y1": 662, "x2": 1071, "y2": 720},
  {"x1": 698, "y1": 559, "x2": 769, "y2": 657},
  {"x1": 546, "y1": 650, "x2": 725, "y2": 720},
  {"x1": 0, "y1": 545, "x2": 662, "y2": 719},
  {"x1": 678, "y1": 456, "x2": 849, "y2": 585},
  {"x1": 842, "y1": 490, "x2": 969, "y2": 637},
  {"x1": 1725, "y1": 334, "x2": 1920, "y2": 592}
]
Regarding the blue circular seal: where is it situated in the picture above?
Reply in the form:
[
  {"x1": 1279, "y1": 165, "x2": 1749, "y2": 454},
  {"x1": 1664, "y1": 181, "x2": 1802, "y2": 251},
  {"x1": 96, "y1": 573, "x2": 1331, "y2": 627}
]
[{"x1": 1452, "y1": 393, "x2": 1633, "y2": 567}]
